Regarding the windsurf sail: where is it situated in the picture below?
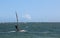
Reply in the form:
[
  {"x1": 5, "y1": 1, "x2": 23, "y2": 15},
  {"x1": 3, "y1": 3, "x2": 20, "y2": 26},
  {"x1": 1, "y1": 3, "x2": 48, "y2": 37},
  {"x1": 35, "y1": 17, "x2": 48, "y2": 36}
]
[{"x1": 15, "y1": 11, "x2": 19, "y2": 31}]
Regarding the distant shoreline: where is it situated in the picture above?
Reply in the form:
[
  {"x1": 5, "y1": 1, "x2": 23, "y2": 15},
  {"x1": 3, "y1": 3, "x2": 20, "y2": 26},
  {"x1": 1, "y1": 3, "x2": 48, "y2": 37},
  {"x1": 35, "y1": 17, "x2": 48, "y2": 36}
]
[{"x1": 0, "y1": 22, "x2": 60, "y2": 24}]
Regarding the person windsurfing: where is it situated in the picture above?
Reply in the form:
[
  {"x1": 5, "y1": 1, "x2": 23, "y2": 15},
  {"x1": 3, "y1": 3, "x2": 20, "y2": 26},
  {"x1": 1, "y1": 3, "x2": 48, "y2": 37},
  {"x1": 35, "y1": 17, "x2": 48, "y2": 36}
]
[
  {"x1": 15, "y1": 11, "x2": 20, "y2": 32},
  {"x1": 15, "y1": 25, "x2": 19, "y2": 31},
  {"x1": 15, "y1": 11, "x2": 27, "y2": 32}
]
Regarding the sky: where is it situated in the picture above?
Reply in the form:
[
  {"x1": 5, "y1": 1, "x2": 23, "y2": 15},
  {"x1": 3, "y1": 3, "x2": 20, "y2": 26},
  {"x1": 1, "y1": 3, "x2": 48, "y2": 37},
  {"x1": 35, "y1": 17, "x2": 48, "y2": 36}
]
[{"x1": 0, "y1": 0, "x2": 60, "y2": 22}]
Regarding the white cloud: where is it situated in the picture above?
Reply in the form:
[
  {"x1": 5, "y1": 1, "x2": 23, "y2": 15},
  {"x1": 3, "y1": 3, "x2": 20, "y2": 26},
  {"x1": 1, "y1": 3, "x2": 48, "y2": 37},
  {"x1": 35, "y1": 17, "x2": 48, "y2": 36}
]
[{"x1": 22, "y1": 13, "x2": 32, "y2": 20}]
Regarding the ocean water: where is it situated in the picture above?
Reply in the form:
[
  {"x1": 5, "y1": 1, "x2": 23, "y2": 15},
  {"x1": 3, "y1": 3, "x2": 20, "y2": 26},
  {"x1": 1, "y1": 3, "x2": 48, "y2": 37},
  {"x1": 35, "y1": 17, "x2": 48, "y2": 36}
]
[{"x1": 0, "y1": 22, "x2": 60, "y2": 38}]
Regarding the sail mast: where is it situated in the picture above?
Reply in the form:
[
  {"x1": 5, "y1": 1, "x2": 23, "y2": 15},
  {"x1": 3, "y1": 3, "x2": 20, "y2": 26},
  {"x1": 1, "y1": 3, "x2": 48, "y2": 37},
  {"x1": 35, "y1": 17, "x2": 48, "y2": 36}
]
[{"x1": 16, "y1": 11, "x2": 18, "y2": 26}]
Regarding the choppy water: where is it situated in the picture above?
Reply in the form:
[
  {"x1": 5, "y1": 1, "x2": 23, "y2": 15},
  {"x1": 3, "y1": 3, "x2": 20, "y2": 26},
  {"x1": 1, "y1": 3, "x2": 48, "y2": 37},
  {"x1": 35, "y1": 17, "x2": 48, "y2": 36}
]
[{"x1": 0, "y1": 22, "x2": 60, "y2": 38}]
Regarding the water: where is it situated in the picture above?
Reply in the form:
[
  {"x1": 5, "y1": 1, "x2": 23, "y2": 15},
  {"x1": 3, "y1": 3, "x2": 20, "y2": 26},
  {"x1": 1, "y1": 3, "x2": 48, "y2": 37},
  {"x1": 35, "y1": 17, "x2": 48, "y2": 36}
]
[{"x1": 0, "y1": 22, "x2": 60, "y2": 38}]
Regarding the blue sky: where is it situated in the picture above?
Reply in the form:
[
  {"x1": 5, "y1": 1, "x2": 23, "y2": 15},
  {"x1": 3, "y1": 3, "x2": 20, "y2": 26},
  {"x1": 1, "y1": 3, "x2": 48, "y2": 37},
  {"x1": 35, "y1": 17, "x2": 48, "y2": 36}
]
[{"x1": 0, "y1": 0, "x2": 60, "y2": 22}]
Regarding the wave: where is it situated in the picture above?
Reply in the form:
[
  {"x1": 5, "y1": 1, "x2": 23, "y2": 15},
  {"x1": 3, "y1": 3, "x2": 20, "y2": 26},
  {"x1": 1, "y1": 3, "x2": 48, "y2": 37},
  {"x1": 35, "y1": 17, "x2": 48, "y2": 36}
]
[
  {"x1": 0, "y1": 31, "x2": 16, "y2": 33},
  {"x1": 0, "y1": 30, "x2": 27, "y2": 33},
  {"x1": 28, "y1": 31, "x2": 53, "y2": 34},
  {"x1": 0, "y1": 30, "x2": 56, "y2": 34}
]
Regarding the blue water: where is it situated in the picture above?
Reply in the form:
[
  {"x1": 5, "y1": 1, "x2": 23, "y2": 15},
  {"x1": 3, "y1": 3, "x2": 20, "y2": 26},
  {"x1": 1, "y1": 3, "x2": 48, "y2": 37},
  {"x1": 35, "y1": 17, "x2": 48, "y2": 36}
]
[{"x1": 0, "y1": 22, "x2": 60, "y2": 38}]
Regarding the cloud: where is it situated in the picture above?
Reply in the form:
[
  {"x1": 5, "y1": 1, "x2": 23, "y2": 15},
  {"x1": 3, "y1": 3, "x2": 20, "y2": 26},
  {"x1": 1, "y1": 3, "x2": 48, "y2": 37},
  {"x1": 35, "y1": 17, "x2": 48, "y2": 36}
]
[{"x1": 22, "y1": 13, "x2": 32, "y2": 20}]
